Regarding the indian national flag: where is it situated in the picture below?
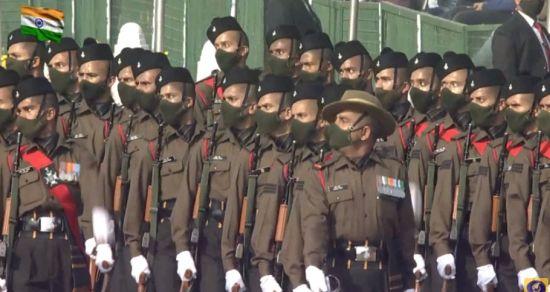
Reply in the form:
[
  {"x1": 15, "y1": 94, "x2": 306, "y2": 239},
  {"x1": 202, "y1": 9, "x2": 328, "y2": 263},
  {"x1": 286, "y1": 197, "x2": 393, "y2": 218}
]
[{"x1": 20, "y1": 6, "x2": 64, "y2": 43}]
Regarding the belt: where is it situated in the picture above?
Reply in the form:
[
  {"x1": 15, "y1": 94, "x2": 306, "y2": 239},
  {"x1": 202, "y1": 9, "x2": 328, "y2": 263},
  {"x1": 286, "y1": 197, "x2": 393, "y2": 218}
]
[
  {"x1": 206, "y1": 199, "x2": 225, "y2": 229},
  {"x1": 330, "y1": 240, "x2": 385, "y2": 270},
  {"x1": 158, "y1": 199, "x2": 176, "y2": 220}
]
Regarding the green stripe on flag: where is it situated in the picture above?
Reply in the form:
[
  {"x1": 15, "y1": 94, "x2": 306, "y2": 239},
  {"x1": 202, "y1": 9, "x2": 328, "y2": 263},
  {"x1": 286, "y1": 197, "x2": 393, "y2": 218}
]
[{"x1": 21, "y1": 25, "x2": 62, "y2": 43}]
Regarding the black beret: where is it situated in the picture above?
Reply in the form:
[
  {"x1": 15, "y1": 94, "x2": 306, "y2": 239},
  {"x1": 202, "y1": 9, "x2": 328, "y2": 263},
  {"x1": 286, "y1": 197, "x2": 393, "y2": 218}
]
[
  {"x1": 45, "y1": 37, "x2": 79, "y2": 63},
  {"x1": 6, "y1": 29, "x2": 37, "y2": 49},
  {"x1": 222, "y1": 67, "x2": 261, "y2": 89},
  {"x1": 265, "y1": 25, "x2": 300, "y2": 47},
  {"x1": 333, "y1": 40, "x2": 370, "y2": 70},
  {"x1": 291, "y1": 81, "x2": 324, "y2": 105},
  {"x1": 536, "y1": 77, "x2": 550, "y2": 101},
  {"x1": 113, "y1": 47, "x2": 145, "y2": 76},
  {"x1": 374, "y1": 48, "x2": 408, "y2": 74},
  {"x1": 207, "y1": 16, "x2": 244, "y2": 44},
  {"x1": 131, "y1": 51, "x2": 170, "y2": 78},
  {"x1": 257, "y1": 74, "x2": 294, "y2": 98},
  {"x1": 505, "y1": 75, "x2": 541, "y2": 98},
  {"x1": 321, "y1": 84, "x2": 350, "y2": 107},
  {"x1": 437, "y1": 52, "x2": 474, "y2": 80},
  {"x1": 13, "y1": 76, "x2": 54, "y2": 103},
  {"x1": 83, "y1": 37, "x2": 97, "y2": 47},
  {"x1": 156, "y1": 67, "x2": 194, "y2": 89},
  {"x1": 466, "y1": 68, "x2": 506, "y2": 94},
  {"x1": 77, "y1": 43, "x2": 114, "y2": 65},
  {"x1": 409, "y1": 52, "x2": 442, "y2": 73},
  {"x1": 299, "y1": 32, "x2": 333, "y2": 54},
  {"x1": 0, "y1": 70, "x2": 20, "y2": 88}
]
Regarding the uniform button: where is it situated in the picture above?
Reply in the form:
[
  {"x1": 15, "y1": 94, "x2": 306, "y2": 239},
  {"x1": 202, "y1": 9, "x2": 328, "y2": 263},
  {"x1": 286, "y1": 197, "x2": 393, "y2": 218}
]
[{"x1": 336, "y1": 196, "x2": 340, "y2": 200}]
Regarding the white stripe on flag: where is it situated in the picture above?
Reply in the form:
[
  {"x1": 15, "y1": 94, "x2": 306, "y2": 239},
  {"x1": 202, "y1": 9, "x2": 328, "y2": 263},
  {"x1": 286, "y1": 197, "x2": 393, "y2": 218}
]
[{"x1": 21, "y1": 15, "x2": 63, "y2": 33}]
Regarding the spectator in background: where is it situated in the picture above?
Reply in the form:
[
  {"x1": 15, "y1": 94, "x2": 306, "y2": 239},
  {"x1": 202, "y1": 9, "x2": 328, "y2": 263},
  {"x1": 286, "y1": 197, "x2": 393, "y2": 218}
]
[{"x1": 452, "y1": 0, "x2": 515, "y2": 24}]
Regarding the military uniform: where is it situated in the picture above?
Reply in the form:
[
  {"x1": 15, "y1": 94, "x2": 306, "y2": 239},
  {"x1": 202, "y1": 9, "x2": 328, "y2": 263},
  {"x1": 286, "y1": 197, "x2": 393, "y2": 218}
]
[
  {"x1": 533, "y1": 137, "x2": 550, "y2": 279},
  {"x1": 0, "y1": 69, "x2": 20, "y2": 151},
  {"x1": 195, "y1": 73, "x2": 224, "y2": 128}
]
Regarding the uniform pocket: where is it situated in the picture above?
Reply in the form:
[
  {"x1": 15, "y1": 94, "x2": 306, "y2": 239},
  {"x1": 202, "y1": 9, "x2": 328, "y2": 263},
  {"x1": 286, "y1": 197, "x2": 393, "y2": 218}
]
[
  {"x1": 160, "y1": 160, "x2": 184, "y2": 176},
  {"x1": 326, "y1": 187, "x2": 353, "y2": 205},
  {"x1": 19, "y1": 171, "x2": 42, "y2": 206},
  {"x1": 210, "y1": 160, "x2": 231, "y2": 191}
]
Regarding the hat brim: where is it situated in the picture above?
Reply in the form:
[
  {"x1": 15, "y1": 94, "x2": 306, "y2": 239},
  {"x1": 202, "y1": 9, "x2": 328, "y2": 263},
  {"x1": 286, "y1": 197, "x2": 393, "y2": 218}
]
[{"x1": 322, "y1": 98, "x2": 396, "y2": 138}]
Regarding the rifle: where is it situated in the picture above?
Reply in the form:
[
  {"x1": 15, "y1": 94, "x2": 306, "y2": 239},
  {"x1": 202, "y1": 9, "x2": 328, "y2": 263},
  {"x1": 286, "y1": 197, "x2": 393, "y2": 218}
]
[
  {"x1": 528, "y1": 130, "x2": 543, "y2": 235},
  {"x1": 490, "y1": 133, "x2": 509, "y2": 269},
  {"x1": 0, "y1": 132, "x2": 22, "y2": 282},
  {"x1": 274, "y1": 140, "x2": 297, "y2": 286},
  {"x1": 237, "y1": 133, "x2": 265, "y2": 284},
  {"x1": 405, "y1": 119, "x2": 416, "y2": 167},
  {"x1": 107, "y1": 103, "x2": 117, "y2": 139},
  {"x1": 139, "y1": 122, "x2": 165, "y2": 289},
  {"x1": 206, "y1": 71, "x2": 220, "y2": 128},
  {"x1": 67, "y1": 100, "x2": 77, "y2": 138}
]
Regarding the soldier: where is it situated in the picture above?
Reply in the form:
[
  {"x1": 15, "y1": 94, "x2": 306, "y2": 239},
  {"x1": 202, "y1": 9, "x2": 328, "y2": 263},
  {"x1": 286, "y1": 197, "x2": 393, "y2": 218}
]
[
  {"x1": 0, "y1": 76, "x2": 108, "y2": 291},
  {"x1": 113, "y1": 47, "x2": 144, "y2": 111},
  {"x1": 300, "y1": 90, "x2": 415, "y2": 292},
  {"x1": 196, "y1": 16, "x2": 250, "y2": 128},
  {"x1": 265, "y1": 24, "x2": 301, "y2": 78},
  {"x1": 333, "y1": 40, "x2": 374, "y2": 92},
  {"x1": 171, "y1": 66, "x2": 260, "y2": 292},
  {"x1": 297, "y1": 32, "x2": 334, "y2": 85},
  {"x1": 124, "y1": 66, "x2": 203, "y2": 291},
  {"x1": 5, "y1": 29, "x2": 45, "y2": 78},
  {"x1": 0, "y1": 69, "x2": 20, "y2": 149}
]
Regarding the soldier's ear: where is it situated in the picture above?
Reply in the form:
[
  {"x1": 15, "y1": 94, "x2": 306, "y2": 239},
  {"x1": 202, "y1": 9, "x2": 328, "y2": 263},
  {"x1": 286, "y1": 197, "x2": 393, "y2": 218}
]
[
  {"x1": 248, "y1": 103, "x2": 257, "y2": 115},
  {"x1": 280, "y1": 106, "x2": 292, "y2": 121},
  {"x1": 184, "y1": 96, "x2": 194, "y2": 109},
  {"x1": 497, "y1": 99, "x2": 507, "y2": 111},
  {"x1": 359, "y1": 124, "x2": 372, "y2": 142},
  {"x1": 45, "y1": 106, "x2": 57, "y2": 121},
  {"x1": 31, "y1": 56, "x2": 41, "y2": 69},
  {"x1": 107, "y1": 76, "x2": 116, "y2": 88},
  {"x1": 238, "y1": 45, "x2": 249, "y2": 58}
]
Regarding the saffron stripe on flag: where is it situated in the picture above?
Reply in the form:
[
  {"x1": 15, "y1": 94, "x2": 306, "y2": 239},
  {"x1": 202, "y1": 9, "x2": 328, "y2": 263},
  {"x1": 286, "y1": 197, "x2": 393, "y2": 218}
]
[{"x1": 21, "y1": 6, "x2": 64, "y2": 21}]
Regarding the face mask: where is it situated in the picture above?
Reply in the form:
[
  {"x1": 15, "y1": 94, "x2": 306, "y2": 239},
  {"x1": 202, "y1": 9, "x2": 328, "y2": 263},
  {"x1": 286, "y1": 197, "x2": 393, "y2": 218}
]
[
  {"x1": 80, "y1": 80, "x2": 107, "y2": 102},
  {"x1": 216, "y1": 49, "x2": 241, "y2": 72},
  {"x1": 49, "y1": 68, "x2": 77, "y2": 96},
  {"x1": 340, "y1": 77, "x2": 366, "y2": 90},
  {"x1": 221, "y1": 100, "x2": 245, "y2": 128},
  {"x1": 254, "y1": 109, "x2": 281, "y2": 135},
  {"x1": 537, "y1": 110, "x2": 550, "y2": 137},
  {"x1": 374, "y1": 88, "x2": 402, "y2": 111},
  {"x1": 15, "y1": 113, "x2": 47, "y2": 140},
  {"x1": 520, "y1": 0, "x2": 544, "y2": 18},
  {"x1": 298, "y1": 70, "x2": 324, "y2": 82},
  {"x1": 410, "y1": 87, "x2": 436, "y2": 114},
  {"x1": 266, "y1": 54, "x2": 293, "y2": 76},
  {"x1": 159, "y1": 99, "x2": 187, "y2": 126},
  {"x1": 137, "y1": 90, "x2": 159, "y2": 113},
  {"x1": 0, "y1": 108, "x2": 14, "y2": 130},
  {"x1": 6, "y1": 57, "x2": 30, "y2": 77},
  {"x1": 118, "y1": 82, "x2": 139, "y2": 109},
  {"x1": 326, "y1": 123, "x2": 356, "y2": 150},
  {"x1": 468, "y1": 102, "x2": 497, "y2": 128},
  {"x1": 441, "y1": 88, "x2": 468, "y2": 114},
  {"x1": 291, "y1": 119, "x2": 317, "y2": 146},
  {"x1": 505, "y1": 108, "x2": 533, "y2": 134}
]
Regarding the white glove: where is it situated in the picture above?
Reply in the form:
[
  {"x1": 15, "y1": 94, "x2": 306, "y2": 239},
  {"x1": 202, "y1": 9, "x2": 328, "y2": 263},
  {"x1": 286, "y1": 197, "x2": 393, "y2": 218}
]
[
  {"x1": 476, "y1": 264, "x2": 497, "y2": 291},
  {"x1": 95, "y1": 243, "x2": 114, "y2": 273},
  {"x1": 305, "y1": 266, "x2": 328, "y2": 292},
  {"x1": 130, "y1": 255, "x2": 151, "y2": 284},
  {"x1": 436, "y1": 253, "x2": 456, "y2": 280},
  {"x1": 85, "y1": 238, "x2": 97, "y2": 258},
  {"x1": 404, "y1": 289, "x2": 415, "y2": 292},
  {"x1": 176, "y1": 251, "x2": 197, "y2": 281},
  {"x1": 225, "y1": 269, "x2": 246, "y2": 292},
  {"x1": 0, "y1": 278, "x2": 6, "y2": 292},
  {"x1": 260, "y1": 275, "x2": 282, "y2": 292},
  {"x1": 413, "y1": 254, "x2": 427, "y2": 281},
  {"x1": 518, "y1": 267, "x2": 539, "y2": 289},
  {"x1": 293, "y1": 284, "x2": 312, "y2": 292}
]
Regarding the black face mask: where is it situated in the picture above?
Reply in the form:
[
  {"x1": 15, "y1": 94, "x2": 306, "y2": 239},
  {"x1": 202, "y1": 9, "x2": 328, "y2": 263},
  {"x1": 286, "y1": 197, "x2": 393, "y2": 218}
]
[
  {"x1": 410, "y1": 87, "x2": 436, "y2": 114},
  {"x1": 49, "y1": 68, "x2": 77, "y2": 96},
  {"x1": 137, "y1": 90, "x2": 159, "y2": 113},
  {"x1": 118, "y1": 82, "x2": 139, "y2": 109},
  {"x1": 216, "y1": 49, "x2": 241, "y2": 73},
  {"x1": 6, "y1": 57, "x2": 31, "y2": 77},
  {"x1": 159, "y1": 99, "x2": 188, "y2": 126},
  {"x1": 0, "y1": 108, "x2": 14, "y2": 131},
  {"x1": 520, "y1": 0, "x2": 545, "y2": 18},
  {"x1": 441, "y1": 88, "x2": 468, "y2": 114},
  {"x1": 266, "y1": 54, "x2": 294, "y2": 76},
  {"x1": 80, "y1": 80, "x2": 108, "y2": 103}
]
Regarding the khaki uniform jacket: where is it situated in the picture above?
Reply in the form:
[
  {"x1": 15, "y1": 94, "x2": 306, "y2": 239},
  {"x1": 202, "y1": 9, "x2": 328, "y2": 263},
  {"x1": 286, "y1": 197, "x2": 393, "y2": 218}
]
[
  {"x1": 534, "y1": 137, "x2": 550, "y2": 278},
  {"x1": 194, "y1": 74, "x2": 225, "y2": 128}
]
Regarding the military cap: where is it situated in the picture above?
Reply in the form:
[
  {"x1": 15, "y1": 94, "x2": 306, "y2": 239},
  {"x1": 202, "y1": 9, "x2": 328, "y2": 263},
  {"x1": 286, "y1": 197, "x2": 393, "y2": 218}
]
[
  {"x1": 156, "y1": 67, "x2": 194, "y2": 89},
  {"x1": 436, "y1": 52, "x2": 474, "y2": 80},
  {"x1": 291, "y1": 81, "x2": 324, "y2": 105},
  {"x1": 6, "y1": 29, "x2": 37, "y2": 49},
  {"x1": 536, "y1": 77, "x2": 550, "y2": 101},
  {"x1": 77, "y1": 43, "x2": 114, "y2": 65},
  {"x1": 374, "y1": 48, "x2": 408, "y2": 74},
  {"x1": 0, "y1": 70, "x2": 20, "y2": 88},
  {"x1": 13, "y1": 76, "x2": 55, "y2": 104},
  {"x1": 207, "y1": 16, "x2": 244, "y2": 44},
  {"x1": 131, "y1": 51, "x2": 170, "y2": 78},
  {"x1": 222, "y1": 67, "x2": 261, "y2": 89},
  {"x1": 45, "y1": 37, "x2": 79, "y2": 63},
  {"x1": 333, "y1": 40, "x2": 370, "y2": 70},
  {"x1": 409, "y1": 52, "x2": 442, "y2": 73},
  {"x1": 322, "y1": 90, "x2": 396, "y2": 138},
  {"x1": 322, "y1": 84, "x2": 351, "y2": 107},
  {"x1": 266, "y1": 25, "x2": 300, "y2": 47},
  {"x1": 466, "y1": 68, "x2": 506, "y2": 94},
  {"x1": 505, "y1": 75, "x2": 541, "y2": 98},
  {"x1": 257, "y1": 74, "x2": 294, "y2": 98},
  {"x1": 83, "y1": 37, "x2": 97, "y2": 47},
  {"x1": 113, "y1": 47, "x2": 145, "y2": 76},
  {"x1": 299, "y1": 32, "x2": 333, "y2": 53}
]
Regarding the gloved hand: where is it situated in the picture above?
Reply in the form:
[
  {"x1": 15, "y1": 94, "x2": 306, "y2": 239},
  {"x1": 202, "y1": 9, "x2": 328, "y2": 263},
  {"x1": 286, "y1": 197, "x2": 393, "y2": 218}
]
[
  {"x1": 225, "y1": 269, "x2": 246, "y2": 292},
  {"x1": 293, "y1": 284, "x2": 313, "y2": 292},
  {"x1": 85, "y1": 238, "x2": 96, "y2": 259},
  {"x1": 130, "y1": 255, "x2": 150, "y2": 284},
  {"x1": 95, "y1": 243, "x2": 114, "y2": 273},
  {"x1": 518, "y1": 267, "x2": 538, "y2": 289},
  {"x1": 476, "y1": 264, "x2": 497, "y2": 291},
  {"x1": 176, "y1": 251, "x2": 197, "y2": 281},
  {"x1": 436, "y1": 253, "x2": 456, "y2": 280},
  {"x1": 260, "y1": 275, "x2": 282, "y2": 292},
  {"x1": 305, "y1": 266, "x2": 328, "y2": 292},
  {"x1": 0, "y1": 277, "x2": 6, "y2": 292},
  {"x1": 404, "y1": 289, "x2": 415, "y2": 292},
  {"x1": 413, "y1": 254, "x2": 427, "y2": 281}
]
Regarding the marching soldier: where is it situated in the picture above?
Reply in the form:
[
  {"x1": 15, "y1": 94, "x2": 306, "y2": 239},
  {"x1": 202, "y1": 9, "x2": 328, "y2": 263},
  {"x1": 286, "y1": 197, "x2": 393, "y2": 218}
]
[
  {"x1": 171, "y1": 66, "x2": 260, "y2": 291},
  {"x1": 0, "y1": 76, "x2": 107, "y2": 291},
  {"x1": 195, "y1": 16, "x2": 250, "y2": 128},
  {"x1": 300, "y1": 90, "x2": 415, "y2": 292},
  {"x1": 0, "y1": 69, "x2": 20, "y2": 149},
  {"x1": 5, "y1": 29, "x2": 45, "y2": 78},
  {"x1": 297, "y1": 32, "x2": 334, "y2": 85},
  {"x1": 265, "y1": 25, "x2": 301, "y2": 78},
  {"x1": 333, "y1": 40, "x2": 374, "y2": 92}
]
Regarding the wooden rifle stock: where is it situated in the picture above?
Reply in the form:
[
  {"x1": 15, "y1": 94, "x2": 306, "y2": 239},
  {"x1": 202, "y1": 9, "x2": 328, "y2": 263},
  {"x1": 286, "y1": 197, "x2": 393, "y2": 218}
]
[
  {"x1": 144, "y1": 185, "x2": 153, "y2": 223},
  {"x1": 274, "y1": 204, "x2": 288, "y2": 243},
  {"x1": 113, "y1": 176, "x2": 123, "y2": 212},
  {"x1": 452, "y1": 185, "x2": 459, "y2": 221},
  {"x1": 491, "y1": 195, "x2": 500, "y2": 233},
  {"x1": 238, "y1": 197, "x2": 248, "y2": 235},
  {"x1": 527, "y1": 197, "x2": 534, "y2": 232},
  {"x1": 192, "y1": 187, "x2": 201, "y2": 220},
  {"x1": 2, "y1": 198, "x2": 11, "y2": 236},
  {"x1": 89, "y1": 260, "x2": 99, "y2": 291}
]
